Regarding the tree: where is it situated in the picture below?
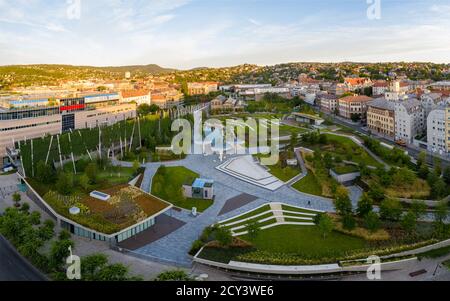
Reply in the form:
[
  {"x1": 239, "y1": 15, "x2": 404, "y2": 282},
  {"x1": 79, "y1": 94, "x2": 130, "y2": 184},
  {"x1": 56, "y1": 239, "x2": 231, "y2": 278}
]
[
  {"x1": 342, "y1": 214, "x2": 356, "y2": 231},
  {"x1": 155, "y1": 270, "x2": 192, "y2": 281},
  {"x1": 410, "y1": 200, "x2": 427, "y2": 219},
  {"x1": 433, "y1": 200, "x2": 448, "y2": 238},
  {"x1": 418, "y1": 163, "x2": 429, "y2": 180},
  {"x1": 318, "y1": 214, "x2": 334, "y2": 238},
  {"x1": 214, "y1": 227, "x2": 233, "y2": 247},
  {"x1": 379, "y1": 198, "x2": 402, "y2": 221},
  {"x1": 290, "y1": 130, "x2": 298, "y2": 149},
  {"x1": 80, "y1": 254, "x2": 142, "y2": 281},
  {"x1": 334, "y1": 187, "x2": 352, "y2": 216},
  {"x1": 350, "y1": 113, "x2": 360, "y2": 122},
  {"x1": 434, "y1": 200, "x2": 448, "y2": 224},
  {"x1": 245, "y1": 220, "x2": 261, "y2": 241},
  {"x1": 20, "y1": 202, "x2": 30, "y2": 213},
  {"x1": 132, "y1": 160, "x2": 140, "y2": 175},
  {"x1": 368, "y1": 184, "x2": 385, "y2": 202},
  {"x1": 29, "y1": 211, "x2": 41, "y2": 225},
  {"x1": 364, "y1": 211, "x2": 381, "y2": 233},
  {"x1": 78, "y1": 174, "x2": 90, "y2": 191},
  {"x1": 431, "y1": 178, "x2": 447, "y2": 199},
  {"x1": 401, "y1": 210, "x2": 417, "y2": 236},
  {"x1": 357, "y1": 193, "x2": 373, "y2": 217},
  {"x1": 12, "y1": 192, "x2": 21, "y2": 207},
  {"x1": 433, "y1": 157, "x2": 442, "y2": 176},
  {"x1": 35, "y1": 161, "x2": 55, "y2": 184},
  {"x1": 417, "y1": 151, "x2": 427, "y2": 167},
  {"x1": 56, "y1": 172, "x2": 73, "y2": 196},
  {"x1": 85, "y1": 163, "x2": 98, "y2": 184},
  {"x1": 443, "y1": 166, "x2": 450, "y2": 185},
  {"x1": 49, "y1": 239, "x2": 74, "y2": 270}
]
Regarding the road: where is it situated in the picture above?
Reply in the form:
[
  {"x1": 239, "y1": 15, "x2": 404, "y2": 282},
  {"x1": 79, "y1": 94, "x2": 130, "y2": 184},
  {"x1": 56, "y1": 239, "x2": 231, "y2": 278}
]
[
  {"x1": 321, "y1": 111, "x2": 450, "y2": 169},
  {"x1": 0, "y1": 235, "x2": 48, "y2": 281}
]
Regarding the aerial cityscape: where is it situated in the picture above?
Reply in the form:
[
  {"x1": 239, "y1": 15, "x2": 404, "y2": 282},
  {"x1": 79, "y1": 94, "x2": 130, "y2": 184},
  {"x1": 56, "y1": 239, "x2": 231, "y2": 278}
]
[{"x1": 0, "y1": 0, "x2": 449, "y2": 291}]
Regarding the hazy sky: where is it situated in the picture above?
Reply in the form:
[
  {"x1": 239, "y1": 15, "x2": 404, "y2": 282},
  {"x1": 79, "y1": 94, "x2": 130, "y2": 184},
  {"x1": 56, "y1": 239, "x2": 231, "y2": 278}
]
[{"x1": 0, "y1": 0, "x2": 449, "y2": 69}]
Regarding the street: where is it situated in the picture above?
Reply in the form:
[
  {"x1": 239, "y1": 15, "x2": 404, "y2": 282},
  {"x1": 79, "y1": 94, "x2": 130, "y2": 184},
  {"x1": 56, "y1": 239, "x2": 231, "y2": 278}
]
[
  {"x1": 320, "y1": 110, "x2": 450, "y2": 169},
  {"x1": 0, "y1": 235, "x2": 48, "y2": 281}
]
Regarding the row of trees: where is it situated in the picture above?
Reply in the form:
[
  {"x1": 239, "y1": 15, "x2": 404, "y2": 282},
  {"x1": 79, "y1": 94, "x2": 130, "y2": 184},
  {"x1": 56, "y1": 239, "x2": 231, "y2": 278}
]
[
  {"x1": 0, "y1": 203, "x2": 141, "y2": 280},
  {"x1": 332, "y1": 186, "x2": 449, "y2": 238}
]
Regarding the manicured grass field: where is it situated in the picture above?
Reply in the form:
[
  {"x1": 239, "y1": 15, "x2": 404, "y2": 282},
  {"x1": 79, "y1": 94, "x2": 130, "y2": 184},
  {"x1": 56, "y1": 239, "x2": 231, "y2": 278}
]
[
  {"x1": 240, "y1": 224, "x2": 367, "y2": 257},
  {"x1": 324, "y1": 134, "x2": 380, "y2": 167},
  {"x1": 219, "y1": 205, "x2": 271, "y2": 225},
  {"x1": 281, "y1": 204, "x2": 319, "y2": 215},
  {"x1": 267, "y1": 164, "x2": 300, "y2": 182},
  {"x1": 292, "y1": 171, "x2": 323, "y2": 196},
  {"x1": 151, "y1": 166, "x2": 213, "y2": 212}
]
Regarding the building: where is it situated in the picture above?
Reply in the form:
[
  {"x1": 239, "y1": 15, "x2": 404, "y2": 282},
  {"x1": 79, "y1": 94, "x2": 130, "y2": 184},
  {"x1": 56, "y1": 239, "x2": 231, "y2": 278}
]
[
  {"x1": 187, "y1": 82, "x2": 219, "y2": 95},
  {"x1": 319, "y1": 94, "x2": 338, "y2": 113},
  {"x1": 421, "y1": 92, "x2": 443, "y2": 117},
  {"x1": 120, "y1": 90, "x2": 151, "y2": 105},
  {"x1": 367, "y1": 99, "x2": 396, "y2": 138},
  {"x1": 253, "y1": 87, "x2": 290, "y2": 101},
  {"x1": 344, "y1": 77, "x2": 372, "y2": 91},
  {"x1": 328, "y1": 83, "x2": 348, "y2": 96},
  {"x1": 430, "y1": 81, "x2": 450, "y2": 91},
  {"x1": 394, "y1": 98, "x2": 425, "y2": 144},
  {"x1": 0, "y1": 92, "x2": 136, "y2": 167},
  {"x1": 372, "y1": 81, "x2": 389, "y2": 96},
  {"x1": 289, "y1": 112, "x2": 325, "y2": 126},
  {"x1": 338, "y1": 95, "x2": 373, "y2": 119},
  {"x1": 182, "y1": 178, "x2": 214, "y2": 200},
  {"x1": 210, "y1": 95, "x2": 244, "y2": 112},
  {"x1": 427, "y1": 105, "x2": 448, "y2": 155}
]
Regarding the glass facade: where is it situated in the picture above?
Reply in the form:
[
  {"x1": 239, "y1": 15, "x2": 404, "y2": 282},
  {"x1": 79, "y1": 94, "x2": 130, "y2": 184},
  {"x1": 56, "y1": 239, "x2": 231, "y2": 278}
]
[
  {"x1": 116, "y1": 218, "x2": 155, "y2": 242},
  {"x1": 0, "y1": 107, "x2": 60, "y2": 121},
  {"x1": 60, "y1": 217, "x2": 156, "y2": 243},
  {"x1": 61, "y1": 113, "x2": 75, "y2": 132}
]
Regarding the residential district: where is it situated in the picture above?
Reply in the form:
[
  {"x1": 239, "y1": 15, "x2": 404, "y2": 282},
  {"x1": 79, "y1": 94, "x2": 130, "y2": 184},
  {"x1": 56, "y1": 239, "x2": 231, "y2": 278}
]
[{"x1": 0, "y1": 62, "x2": 450, "y2": 281}]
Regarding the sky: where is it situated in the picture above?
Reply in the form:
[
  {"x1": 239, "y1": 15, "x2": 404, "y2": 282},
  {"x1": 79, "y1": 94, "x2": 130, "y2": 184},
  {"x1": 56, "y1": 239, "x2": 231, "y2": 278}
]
[{"x1": 0, "y1": 0, "x2": 449, "y2": 69}]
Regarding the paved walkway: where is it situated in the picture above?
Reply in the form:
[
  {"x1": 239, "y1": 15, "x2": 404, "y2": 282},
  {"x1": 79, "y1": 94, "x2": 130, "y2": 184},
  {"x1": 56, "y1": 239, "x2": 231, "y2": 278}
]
[{"x1": 119, "y1": 154, "x2": 337, "y2": 266}]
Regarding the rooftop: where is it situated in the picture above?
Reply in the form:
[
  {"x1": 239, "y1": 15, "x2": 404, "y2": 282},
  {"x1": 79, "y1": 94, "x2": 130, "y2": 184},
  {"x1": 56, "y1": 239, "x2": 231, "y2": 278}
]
[{"x1": 339, "y1": 95, "x2": 373, "y2": 103}]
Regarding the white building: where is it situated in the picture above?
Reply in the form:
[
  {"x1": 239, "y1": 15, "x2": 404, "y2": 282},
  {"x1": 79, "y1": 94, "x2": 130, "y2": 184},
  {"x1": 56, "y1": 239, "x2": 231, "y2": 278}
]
[
  {"x1": 394, "y1": 98, "x2": 425, "y2": 144},
  {"x1": 427, "y1": 105, "x2": 448, "y2": 155},
  {"x1": 421, "y1": 92, "x2": 443, "y2": 117},
  {"x1": 120, "y1": 90, "x2": 151, "y2": 105}
]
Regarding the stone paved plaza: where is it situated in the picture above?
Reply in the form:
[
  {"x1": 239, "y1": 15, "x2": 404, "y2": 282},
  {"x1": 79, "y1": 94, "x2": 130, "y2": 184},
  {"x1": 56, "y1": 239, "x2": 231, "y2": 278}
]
[{"x1": 132, "y1": 154, "x2": 339, "y2": 266}]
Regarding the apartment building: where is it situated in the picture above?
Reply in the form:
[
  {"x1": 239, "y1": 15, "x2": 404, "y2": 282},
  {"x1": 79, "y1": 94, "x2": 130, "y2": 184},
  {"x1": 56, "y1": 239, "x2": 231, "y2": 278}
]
[
  {"x1": 338, "y1": 95, "x2": 373, "y2": 119},
  {"x1": 427, "y1": 105, "x2": 448, "y2": 155},
  {"x1": 0, "y1": 93, "x2": 136, "y2": 167},
  {"x1": 367, "y1": 99, "x2": 396, "y2": 138},
  {"x1": 187, "y1": 82, "x2": 219, "y2": 95},
  {"x1": 344, "y1": 77, "x2": 373, "y2": 91},
  {"x1": 120, "y1": 90, "x2": 151, "y2": 105},
  {"x1": 319, "y1": 94, "x2": 338, "y2": 113},
  {"x1": 394, "y1": 98, "x2": 425, "y2": 144}
]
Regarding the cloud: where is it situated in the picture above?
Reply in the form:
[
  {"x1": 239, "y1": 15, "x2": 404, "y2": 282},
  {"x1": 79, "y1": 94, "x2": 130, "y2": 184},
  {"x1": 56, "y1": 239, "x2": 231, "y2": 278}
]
[
  {"x1": 248, "y1": 18, "x2": 261, "y2": 26},
  {"x1": 152, "y1": 14, "x2": 175, "y2": 25}
]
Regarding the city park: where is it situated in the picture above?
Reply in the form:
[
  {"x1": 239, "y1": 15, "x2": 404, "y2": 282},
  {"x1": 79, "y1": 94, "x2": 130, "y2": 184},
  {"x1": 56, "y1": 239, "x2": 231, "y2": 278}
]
[{"x1": 3, "y1": 97, "x2": 450, "y2": 277}]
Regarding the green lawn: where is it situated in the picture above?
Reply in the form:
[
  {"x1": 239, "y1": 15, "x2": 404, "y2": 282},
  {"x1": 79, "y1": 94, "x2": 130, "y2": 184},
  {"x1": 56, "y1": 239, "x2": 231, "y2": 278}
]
[
  {"x1": 240, "y1": 225, "x2": 367, "y2": 258},
  {"x1": 292, "y1": 171, "x2": 323, "y2": 196},
  {"x1": 332, "y1": 164, "x2": 359, "y2": 175},
  {"x1": 324, "y1": 134, "x2": 380, "y2": 167},
  {"x1": 281, "y1": 204, "x2": 319, "y2": 215},
  {"x1": 219, "y1": 205, "x2": 271, "y2": 225},
  {"x1": 151, "y1": 166, "x2": 213, "y2": 212},
  {"x1": 267, "y1": 164, "x2": 300, "y2": 182}
]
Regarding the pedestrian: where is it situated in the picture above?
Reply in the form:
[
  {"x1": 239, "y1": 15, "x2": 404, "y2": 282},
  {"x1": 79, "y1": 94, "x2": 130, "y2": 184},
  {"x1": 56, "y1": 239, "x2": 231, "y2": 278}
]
[{"x1": 307, "y1": 200, "x2": 311, "y2": 206}]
